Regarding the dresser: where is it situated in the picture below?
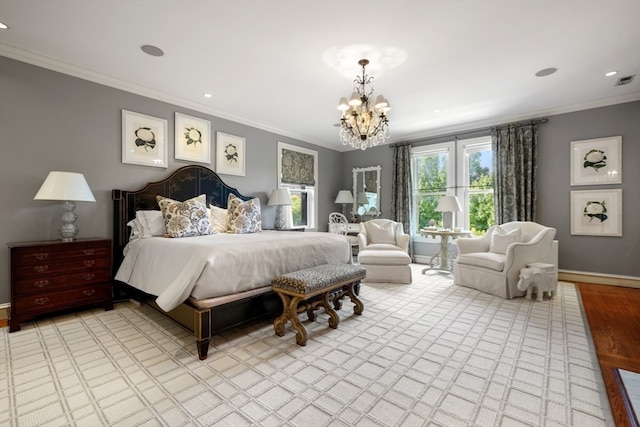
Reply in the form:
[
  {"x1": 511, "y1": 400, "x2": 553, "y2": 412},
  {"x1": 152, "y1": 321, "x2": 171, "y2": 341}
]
[{"x1": 8, "y1": 238, "x2": 113, "y2": 332}]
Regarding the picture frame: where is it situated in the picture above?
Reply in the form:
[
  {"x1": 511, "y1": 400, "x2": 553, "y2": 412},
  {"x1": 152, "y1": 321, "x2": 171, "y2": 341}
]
[
  {"x1": 122, "y1": 110, "x2": 168, "y2": 168},
  {"x1": 570, "y1": 136, "x2": 622, "y2": 185},
  {"x1": 216, "y1": 132, "x2": 246, "y2": 176},
  {"x1": 570, "y1": 189, "x2": 622, "y2": 236},
  {"x1": 174, "y1": 113, "x2": 211, "y2": 164}
]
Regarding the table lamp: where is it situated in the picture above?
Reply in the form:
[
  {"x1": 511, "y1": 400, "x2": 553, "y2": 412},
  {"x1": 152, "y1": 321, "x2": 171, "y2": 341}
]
[
  {"x1": 268, "y1": 188, "x2": 292, "y2": 230},
  {"x1": 334, "y1": 190, "x2": 354, "y2": 216},
  {"x1": 34, "y1": 171, "x2": 96, "y2": 241},
  {"x1": 435, "y1": 195, "x2": 462, "y2": 230}
]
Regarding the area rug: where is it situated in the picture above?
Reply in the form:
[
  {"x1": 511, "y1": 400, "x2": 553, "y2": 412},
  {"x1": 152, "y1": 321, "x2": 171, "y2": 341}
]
[{"x1": 0, "y1": 266, "x2": 611, "y2": 426}]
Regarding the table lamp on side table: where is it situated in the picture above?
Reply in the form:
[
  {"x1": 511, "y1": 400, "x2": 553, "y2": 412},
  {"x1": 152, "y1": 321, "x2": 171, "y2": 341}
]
[
  {"x1": 334, "y1": 190, "x2": 354, "y2": 217},
  {"x1": 34, "y1": 171, "x2": 96, "y2": 242},
  {"x1": 268, "y1": 188, "x2": 292, "y2": 230},
  {"x1": 435, "y1": 195, "x2": 462, "y2": 230}
]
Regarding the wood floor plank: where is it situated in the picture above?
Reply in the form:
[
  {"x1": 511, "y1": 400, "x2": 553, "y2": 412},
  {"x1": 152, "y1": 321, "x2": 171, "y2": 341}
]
[{"x1": 578, "y1": 283, "x2": 640, "y2": 427}]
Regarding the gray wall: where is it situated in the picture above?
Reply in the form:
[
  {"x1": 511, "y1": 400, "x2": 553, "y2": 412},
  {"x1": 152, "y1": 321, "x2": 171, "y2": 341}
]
[
  {"x1": 0, "y1": 56, "x2": 343, "y2": 305},
  {"x1": 342, "y1": 101, "x2": 640, "y2": 278}
]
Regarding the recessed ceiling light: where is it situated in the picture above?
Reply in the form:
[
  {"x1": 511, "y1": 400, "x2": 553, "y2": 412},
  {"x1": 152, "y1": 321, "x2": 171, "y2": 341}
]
[
  {"x1": 605, "y1": 70, "x2": 618, "y2": 77},
  {"x1": 535, "y1": 67, "x2": 557, "y2": 77},
  {"x1": 0, "y1": 22, "x2": 9, "y2": 30},
  {"x1": 203, "y1": 93, "x2": 213, "y2": 98},
  {"x1": 140, "y1": 44, "x2": 164, "y2": 57},
  {"x1": 433, "y1": 109, "x2": 441, "y2": 113}
]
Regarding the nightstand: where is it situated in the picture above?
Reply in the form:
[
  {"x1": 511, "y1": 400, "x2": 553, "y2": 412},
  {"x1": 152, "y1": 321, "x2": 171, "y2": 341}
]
[{"x1": 8, "y1": 238, "x2": 114, "y2": 332}]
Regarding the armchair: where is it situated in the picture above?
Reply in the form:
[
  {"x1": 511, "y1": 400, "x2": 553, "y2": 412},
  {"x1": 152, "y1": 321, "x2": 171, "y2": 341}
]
[
  {"x1": 453, "y1": 221, "x2": 556, "y2": 298},
  {"x1": 357, "y1": 219, "x2": 412, "y2": 284},
  {"x1": 357, "y1": 219, "x2": 410, "y2": 252}
]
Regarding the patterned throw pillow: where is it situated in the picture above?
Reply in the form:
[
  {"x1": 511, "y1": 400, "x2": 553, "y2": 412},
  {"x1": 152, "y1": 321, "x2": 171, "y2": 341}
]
[
  {"x1": 226, "y1": 194, "x2": 262, "y2": 234},
  {"x1": 156, "y1": 194, "x2": 214, "y2": 238}
]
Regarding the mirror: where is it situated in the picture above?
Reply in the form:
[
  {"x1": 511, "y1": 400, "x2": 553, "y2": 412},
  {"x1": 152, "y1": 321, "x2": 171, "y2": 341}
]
[{"x1": 352, "y1": 165, "x2": 381, "y2": 218}]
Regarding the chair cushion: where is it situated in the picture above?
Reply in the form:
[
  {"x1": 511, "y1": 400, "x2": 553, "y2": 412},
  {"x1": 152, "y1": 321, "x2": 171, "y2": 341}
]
[
  {"x1": 489, "y1": 226, "x2": 522, "y2": 254},
  {"x1": 456, "y1": 252, "x2": 506, "y2": 271},
  {"x1": 365, "y1": 243, "x2": 402, "y2": 251},
  {"x1": 359, "y1": 250, "x2": 411, "y2": 266},
  {"x1": 367, "y1": 221, "x2": 396, "y2": 245}
]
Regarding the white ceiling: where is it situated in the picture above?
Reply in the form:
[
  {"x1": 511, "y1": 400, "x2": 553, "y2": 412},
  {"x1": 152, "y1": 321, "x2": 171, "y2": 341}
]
[{"x1": 1, "y1": 0, "x2": 639, "y2": 152}]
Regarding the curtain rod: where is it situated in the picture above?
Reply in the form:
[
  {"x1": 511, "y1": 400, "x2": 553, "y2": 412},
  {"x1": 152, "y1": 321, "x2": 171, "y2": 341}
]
[{"x1": 389, "y1": 117, "x2": 549, "y2": 147}]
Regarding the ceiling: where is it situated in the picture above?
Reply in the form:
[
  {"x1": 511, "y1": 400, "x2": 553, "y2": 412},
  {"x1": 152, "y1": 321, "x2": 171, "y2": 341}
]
[{"x1": 1, "y1": 1, "x2": 639, "y2": 152}]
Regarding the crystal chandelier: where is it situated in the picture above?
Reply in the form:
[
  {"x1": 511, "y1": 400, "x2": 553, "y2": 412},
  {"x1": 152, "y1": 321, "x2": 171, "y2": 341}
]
[{"x1": 337, "y1": 59, "x2": 390, "y2": 150}]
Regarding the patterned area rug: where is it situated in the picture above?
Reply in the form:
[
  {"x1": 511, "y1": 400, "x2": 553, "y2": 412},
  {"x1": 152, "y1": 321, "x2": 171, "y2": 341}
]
[{"x1": 0, "y1": 265, "x2": 611, "y2": 426}]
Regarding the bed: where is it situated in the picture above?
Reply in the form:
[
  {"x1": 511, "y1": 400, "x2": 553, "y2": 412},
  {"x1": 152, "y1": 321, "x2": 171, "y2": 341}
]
[{"x1": 112, "y1": 165, "x2": 350, "y2": 359}]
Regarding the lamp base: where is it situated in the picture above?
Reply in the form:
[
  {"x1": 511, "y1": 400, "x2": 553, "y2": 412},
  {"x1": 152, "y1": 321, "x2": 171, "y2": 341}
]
[
  {"x1": 441, "y1": 212, "x2": 453, "y2": 230},
  {"x1": 59, "y1": 200, "x2": 79, "y2": 241},
  {"x1": 274, "y1": 205, "x2": 285, "y2": 230}
]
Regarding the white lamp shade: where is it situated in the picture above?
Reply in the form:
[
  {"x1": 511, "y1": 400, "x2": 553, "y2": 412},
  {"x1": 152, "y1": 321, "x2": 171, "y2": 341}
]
[
  {"x1": 268, "y1": 188, "x2": 292, "y2": 206},
  {"x1": 34, "y1": 171, "x2": 95, "y2": 202},
  {"x1": 334, "y1": 190, "x2": 354, "y2": 204},
  {"x1": 337, "y1": 97, "x2": 350, "y2": 111},
  {"x1": 435, "y1": 195, "x2": 462, "y2": 212}
]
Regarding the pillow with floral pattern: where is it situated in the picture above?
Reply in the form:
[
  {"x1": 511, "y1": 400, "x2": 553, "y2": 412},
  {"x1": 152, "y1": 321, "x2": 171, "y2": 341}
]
[
  {"x1": 226, "y1": 194, "x2": 262, "y2": 234},
  {"x1": 156, "y1": 194, "x2": 214, "y2": 238}
]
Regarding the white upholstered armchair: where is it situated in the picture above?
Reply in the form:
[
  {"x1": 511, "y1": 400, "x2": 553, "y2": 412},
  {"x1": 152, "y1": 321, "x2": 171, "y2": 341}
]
[
  {"x1": 453, "y1": 221, "x2": 556, "y2": 298},
  {"x1": 357, "y1": 219, "x2": 410, "y2": 252}
]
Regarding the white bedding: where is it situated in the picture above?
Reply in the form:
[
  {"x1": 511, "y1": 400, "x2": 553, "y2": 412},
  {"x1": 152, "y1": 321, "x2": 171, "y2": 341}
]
[{"x1": 114, "y1": 231, "x2": 351, "y2": 311}]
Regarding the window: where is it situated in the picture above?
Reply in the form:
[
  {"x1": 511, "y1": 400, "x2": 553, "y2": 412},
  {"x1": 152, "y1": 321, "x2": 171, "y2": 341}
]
[
  {"x1": 277, "y1": 142, "x2": 318, "y2": 229},
  {"x1": 411, "y1": 136, "x2": 493, "y2": 236}
]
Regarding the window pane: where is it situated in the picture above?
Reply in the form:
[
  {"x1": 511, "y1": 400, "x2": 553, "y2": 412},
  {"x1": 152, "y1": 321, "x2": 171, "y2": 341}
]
[
  {"x1": 468, "y1": 192, "x2": 494, "y2": 235},
  {"x1": 469, "y1": 151, "x2": 493, "y2": 190},
  {"x1": 415, "y1": 154, "x2": 447, "y2": 192},
  {"x1": 417, "y1": 194, "x2": 444, "y2": 230},
  {"x1": 290, "y1": 192, "x2": 308, "y2": 226}
]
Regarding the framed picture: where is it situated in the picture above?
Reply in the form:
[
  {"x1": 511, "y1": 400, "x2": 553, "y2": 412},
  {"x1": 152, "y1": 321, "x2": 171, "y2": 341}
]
[
  {"x1": 570, "y1": 189, "x2": 622, "y2": 236},
  {"x1": 570, "y1": 136, "x2": 622, "y2": 185},
  {"x1": 122, "y1": 110, "x2": 168, "y2": 168},
  {"x1": 174, "y1": 113, "x2": 211, "y2": 163},
  {"x1": 216, "y1": 132, "x2": 246, "y2": 176}
]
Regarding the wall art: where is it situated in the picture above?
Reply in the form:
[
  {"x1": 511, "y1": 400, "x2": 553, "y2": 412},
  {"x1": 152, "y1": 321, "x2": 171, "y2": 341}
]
[
  {"x1": 570, "y1": 136, "x2": 622, "y2": 185},
  {"x1": 216, "y1": 132, "x2": 245, "y2": 176},
  {"x1": 570, "y1": 189, "x2": 622, "y2": 236},
  {"x1": 175, "y1": 113, "x2": 211, "y2": 164},
  {"x1": 122, "y1": 110, "x2": 168, "y2": 168}
]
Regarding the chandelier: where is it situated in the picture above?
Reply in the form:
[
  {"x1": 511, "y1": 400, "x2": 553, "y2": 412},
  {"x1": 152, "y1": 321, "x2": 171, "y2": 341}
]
[{"x1": 337, "y1": 59, "x2": 390, "y2": 150}]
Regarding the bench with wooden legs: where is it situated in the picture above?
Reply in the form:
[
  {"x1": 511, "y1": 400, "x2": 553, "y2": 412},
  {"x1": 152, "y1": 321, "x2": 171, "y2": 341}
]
[{"x1": 271, "y1": 264, "x2": 366, "y2": 346}]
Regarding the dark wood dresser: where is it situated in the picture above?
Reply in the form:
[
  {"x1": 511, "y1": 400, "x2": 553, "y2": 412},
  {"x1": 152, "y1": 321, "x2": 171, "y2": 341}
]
[{"x1": 8, "y1": 238, "x2": 113, "y2": 332}]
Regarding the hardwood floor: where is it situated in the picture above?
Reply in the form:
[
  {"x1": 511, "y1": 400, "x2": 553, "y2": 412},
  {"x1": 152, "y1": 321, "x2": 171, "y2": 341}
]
[{"x1": 578, "y1": 282, "x2": 640, "y2": 427}]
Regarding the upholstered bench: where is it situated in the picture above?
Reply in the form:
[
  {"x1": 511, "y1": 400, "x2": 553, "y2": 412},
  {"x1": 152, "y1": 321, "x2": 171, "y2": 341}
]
[
  {"x1": 271, "y1": 263, "x2": 365, "y2": 346},
  {"x1": 357, "y1": 250, "x2": 412, "y2": 284}
]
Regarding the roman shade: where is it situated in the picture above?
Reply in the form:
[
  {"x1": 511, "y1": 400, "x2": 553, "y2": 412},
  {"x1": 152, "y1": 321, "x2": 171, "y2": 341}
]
[{"x1": 281, "y1": 148, "x2": 315, "y2": 186}]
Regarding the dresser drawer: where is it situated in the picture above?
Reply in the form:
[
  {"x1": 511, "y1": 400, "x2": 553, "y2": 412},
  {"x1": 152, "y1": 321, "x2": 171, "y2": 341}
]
[
  {"x1": 12, "y1": 283, "x2": 111, "y2": 315},
  {"x1": 11, "y1": 241, "x2": 111, "y2": 266},
  {"x1": 13, "y1": 269, "x2": 111, "y2": 296},
  {"x1": 13, "y1": 256, "x2": 111, "y2": 279}
]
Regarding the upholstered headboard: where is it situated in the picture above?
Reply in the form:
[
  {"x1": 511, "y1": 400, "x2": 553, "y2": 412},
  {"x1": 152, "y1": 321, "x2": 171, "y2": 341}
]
[{"x1": 112, "y1": 165, "x2": 251, "y2": 272}]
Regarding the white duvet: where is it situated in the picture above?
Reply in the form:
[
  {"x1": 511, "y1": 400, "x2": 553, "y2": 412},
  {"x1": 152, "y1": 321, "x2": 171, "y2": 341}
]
[{"x1": 114, "y1": 231, "x2": 351, "y2": 311}]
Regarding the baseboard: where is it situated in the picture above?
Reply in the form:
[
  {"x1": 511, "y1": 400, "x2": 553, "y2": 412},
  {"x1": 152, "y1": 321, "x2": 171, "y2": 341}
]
[
  {"x1": 559, "y1": 270, "x2": 640, "y2": 289},
  {"x1": 0, "y1": 304, "x2": 8, "y2": 327}
]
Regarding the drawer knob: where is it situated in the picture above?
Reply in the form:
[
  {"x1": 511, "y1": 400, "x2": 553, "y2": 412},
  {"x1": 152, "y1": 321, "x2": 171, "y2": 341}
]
[
  {"x1": 34, "y1": 253, "x2": 48, "y2": 260},
  {"x1": 33, "y1": 280, "x2": 50, "y2": 288},
  {"x1": 34, "y1": 265, "x2": 49, "y2": 273},
  {"x1": 84, "y1": 249, "x2": 95, "y2": 255},
  {"x1": 83, "y1": 273, "x2": 95, "y2": 281},
  {"x1": 83, "y1": 260, "x2": 95, "y2": 267},
  {"x1": 83, "y1": 289, "x2": 96, "y2": 297},
  {"x1": 34, "y1": 297, "x2": 50, "y2": 305}
]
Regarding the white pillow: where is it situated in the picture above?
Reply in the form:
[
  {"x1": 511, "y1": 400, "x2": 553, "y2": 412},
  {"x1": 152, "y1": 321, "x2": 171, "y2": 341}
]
[
  {"x1": 209, "y1": 205, "x2": 228, "y2": 233},
  {"x1": 489, "y1": 226, "x2": 522, "y2": 254},
  {"x1": 367, "y1": 221, "x2": 396, "y2": 245},
  {"x1": 135, "y1": 210, "x2": 165, "y2": 237},
  {"x1": 126, "y1": 219, "x2": 142, "y2": 242}
]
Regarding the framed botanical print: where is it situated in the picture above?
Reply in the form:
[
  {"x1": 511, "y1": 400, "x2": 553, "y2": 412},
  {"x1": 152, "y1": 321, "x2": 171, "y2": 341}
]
[
  {"x1": 174, "y1": 113, "x2": 211, "y2": 164},
  {"x1": 570, "y1": 136, "x2": 622, "y2": 185},
  {"x1": 122, "y1": 110, "x2": 168, "y2": 168},
  {"x1": 570, "y1": 189, "x2": 622, "y2": 236},
  {"x1": 216, "y1": 132, "x2": 245, "y2": 176}
]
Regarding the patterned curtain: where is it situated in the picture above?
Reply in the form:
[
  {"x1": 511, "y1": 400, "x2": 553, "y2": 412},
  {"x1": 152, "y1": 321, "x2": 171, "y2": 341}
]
[
  {"x1": 492, "y1": 122, "x2": 539, "y2": 223},
  {"x1": 281, "y1": 149, "x2": 315, "y2": 186},
  {"x1": 391, "y1": 142, "x2": 412, "y2": 254}
]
